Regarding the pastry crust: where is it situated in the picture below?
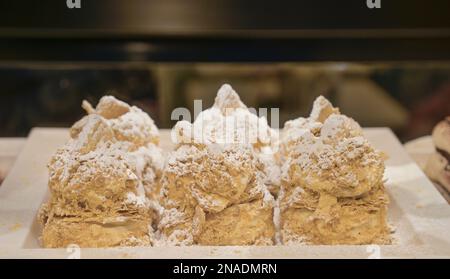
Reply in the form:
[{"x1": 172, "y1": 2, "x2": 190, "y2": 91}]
[
  {"x1": 280, "y1": 185, "x2": 390, "y2": 245},
  {"x1": 196, "y1": 199, "x2": 275, "y2": 245},
  {"x1": 40, "y1": 216, "x2": 151, "y2": 248}
]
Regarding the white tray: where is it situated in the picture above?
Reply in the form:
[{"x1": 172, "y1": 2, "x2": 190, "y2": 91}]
[{"x1": 0, "y1": 128, "x2": 449, "y2": 259}]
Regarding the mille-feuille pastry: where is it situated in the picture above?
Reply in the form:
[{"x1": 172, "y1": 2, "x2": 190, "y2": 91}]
[
  {"x1": 425, "y1": 117, "x2": 450, "y2": 192},
  {"x1": 156, "y1": 84, "x2": 276, "y2": 245},
  {"x1": 279, "y1": 96, "x2": 391, "y2": 245},
  {"x1": 38, "y1": 96, "x2": 163, "y2": 248}
]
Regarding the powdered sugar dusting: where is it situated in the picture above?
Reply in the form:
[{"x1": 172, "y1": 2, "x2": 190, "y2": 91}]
[
  {"x1": 48, "y1": 96, "x2": 163, "y2": 209},
  {"x1": 214, "y1": 84, "x2": 247, "y2": 113},
  {"x1": 110, "y1": 106, "x2": 159, "y2": 143},
  {"x1": 281, "y1": 95, "x2": 375, "y2": 178},
  {"x1": 172, "y1": 84, "x2": 279, "y2": 152},
  {"x1": 309, "y1": 95, "x2": 340, "y2": 123},
  {"x1": 158, "y1": 85, "x2": 277, "y2": 245}
]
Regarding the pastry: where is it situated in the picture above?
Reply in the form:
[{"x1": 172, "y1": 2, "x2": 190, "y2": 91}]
[
  {"x1": 157, "y1": 84, "x2": 276, "y2": 245},
  {"x1": 172, "y1": 84, "x2": 281, "y2": 196},
  {"x1": 425, "y1": 117, "x2": 450, "y2": 192},
  {"x1": 279, "y1": 96, "x2": 391, "y2": 245},
  {"x1": 39, "y1": 96, "x2": 164, "y2": 248}
]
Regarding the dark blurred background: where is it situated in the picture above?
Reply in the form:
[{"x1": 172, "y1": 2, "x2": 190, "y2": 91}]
[
  {"x1": 0, "y1": 63, "x2": 449, "y2": 142},
  {"x1": 0, "y1": 0, "x2": 449, "y2": 142}
]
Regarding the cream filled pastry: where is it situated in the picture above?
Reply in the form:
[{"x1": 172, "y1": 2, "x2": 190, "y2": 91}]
[
  {"x1": 157, "y1": 84, "x2": 276, "y2": 245},
  {"x1": 38, "y1": 96, "x2": 164, "y2": 248},
  {"x1": 425, "y1": 117, "x2": 450, "y2": 192},
  {"x1": 279, "y1": 96, "x2": 391, "y2": 245}
]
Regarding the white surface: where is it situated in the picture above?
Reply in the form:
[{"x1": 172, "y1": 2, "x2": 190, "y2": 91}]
[
  {"x1": 0, "y1": 138, "x2": 26, "y2": 157},
  {"x1": 0, "y1": 138, "x2": 26, "y2": 184},
  {"x1": 0, "y1": 128, "x2": 449, "y2": 258},
  {"x1": 404, "y1": 136, "x2": 434, "y2": 170}
]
